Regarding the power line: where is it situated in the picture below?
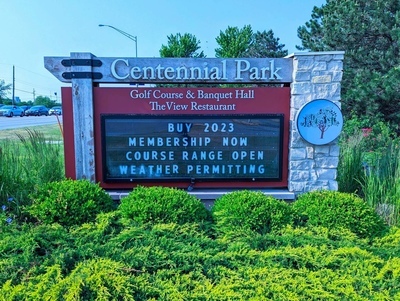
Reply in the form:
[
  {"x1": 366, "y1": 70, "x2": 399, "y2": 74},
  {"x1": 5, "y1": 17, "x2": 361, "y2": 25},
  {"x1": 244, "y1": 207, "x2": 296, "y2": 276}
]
[
  {"x1": 14, "y1": 88, "x2": 34, "y2": 94},
  {"x1": 0, "y1": 63, "x2": 59, "y2": 97},
  {"x1": 0, "y1": 63, "x2": 55, "y2": 81}
]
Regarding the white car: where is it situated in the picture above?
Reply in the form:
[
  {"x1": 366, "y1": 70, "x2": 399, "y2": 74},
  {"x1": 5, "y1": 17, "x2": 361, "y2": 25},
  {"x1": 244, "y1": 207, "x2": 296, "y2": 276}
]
[{"x1": 49, "y1": 106, "x2": 62, "y2": 115}]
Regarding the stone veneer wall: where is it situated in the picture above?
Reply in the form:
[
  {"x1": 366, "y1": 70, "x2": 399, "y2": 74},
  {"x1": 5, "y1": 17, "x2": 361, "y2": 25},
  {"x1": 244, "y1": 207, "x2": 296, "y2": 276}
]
[{"x1": 288, "y1": 51, "x2": 345, "y2": 196}]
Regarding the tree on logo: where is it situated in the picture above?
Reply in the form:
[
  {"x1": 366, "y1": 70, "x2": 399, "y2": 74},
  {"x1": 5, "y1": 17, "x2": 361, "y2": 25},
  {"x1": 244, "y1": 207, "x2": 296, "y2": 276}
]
[{"x1": 300, "y1": 107, "x2": 339, "y2": 139}]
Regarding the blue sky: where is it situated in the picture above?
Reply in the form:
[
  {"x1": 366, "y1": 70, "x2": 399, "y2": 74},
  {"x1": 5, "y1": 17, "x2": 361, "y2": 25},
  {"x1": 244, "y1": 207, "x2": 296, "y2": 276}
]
[{"x1": 0, "y1": 0, "x2": 325, "y2": 102}]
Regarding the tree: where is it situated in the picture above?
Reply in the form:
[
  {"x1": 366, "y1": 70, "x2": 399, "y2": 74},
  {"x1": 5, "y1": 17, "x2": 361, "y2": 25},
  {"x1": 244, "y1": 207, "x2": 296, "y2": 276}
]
[
  {"x1": 215, "y1": 25, "x2": 253, "y2": 58},
  {"x1": 297, "y1": 0, "x2": 400, "y2": 129},
  {"x1": 160, "y1": 33, "x2": 205, "y2": 58},
  {"x1": 243, "y1": 29, "x2": 288, "y2": 58},
  {"x1": 215, "y1": 26, "x2": 287, "y2": 58},
  {"x1": 296, "y1": 5, "x2": 325, "y2": 52},
  {"x1": 300, "y1": 108, "x2": 340, "y2": 139},
  {"x1": 35, "y1": 95, "x2": 56, "y2": 108},
  {"x1": 0, "y1": 80, "x2": 11, "y2": 101}
]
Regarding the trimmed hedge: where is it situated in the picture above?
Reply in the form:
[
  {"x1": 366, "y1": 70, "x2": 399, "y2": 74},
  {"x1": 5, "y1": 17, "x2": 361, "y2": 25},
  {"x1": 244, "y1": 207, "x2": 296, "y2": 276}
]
[
  {"x1": 212, "y1": 190, "x2": 294, "y2": 236},
  {"x1": 27, "y1": 179, "x2": 115, "y2": 227},
  {"x1": 118, "y1": 186, "x2": 210, "y2": 225},
  {"x1": 292, "y1": 190, "x2": 387, "y2": 239}
]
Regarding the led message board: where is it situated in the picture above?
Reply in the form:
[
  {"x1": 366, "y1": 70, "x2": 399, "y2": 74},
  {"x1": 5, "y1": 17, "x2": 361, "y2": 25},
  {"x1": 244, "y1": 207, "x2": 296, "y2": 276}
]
[{"x1": 102, "y1": 115, "x2": 283, "y2": 182}]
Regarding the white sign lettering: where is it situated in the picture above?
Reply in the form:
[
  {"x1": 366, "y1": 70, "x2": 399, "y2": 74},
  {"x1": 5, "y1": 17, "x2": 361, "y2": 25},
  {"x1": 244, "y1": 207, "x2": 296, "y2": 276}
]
[{"x1": 45, "y1": 56, "x2": 293, "y2": 83}]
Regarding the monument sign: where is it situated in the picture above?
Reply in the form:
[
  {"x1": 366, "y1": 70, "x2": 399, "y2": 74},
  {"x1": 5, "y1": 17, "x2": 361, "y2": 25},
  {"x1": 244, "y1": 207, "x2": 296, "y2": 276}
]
[{"x1": 45, "y1": 51, "x2": 345, "y2": 198}]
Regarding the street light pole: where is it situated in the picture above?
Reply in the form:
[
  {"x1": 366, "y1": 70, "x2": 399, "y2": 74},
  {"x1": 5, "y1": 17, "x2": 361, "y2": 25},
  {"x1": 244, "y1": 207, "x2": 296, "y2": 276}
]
[{"x1": 98, "y1": 24, "x2": 137, "y2": 57}]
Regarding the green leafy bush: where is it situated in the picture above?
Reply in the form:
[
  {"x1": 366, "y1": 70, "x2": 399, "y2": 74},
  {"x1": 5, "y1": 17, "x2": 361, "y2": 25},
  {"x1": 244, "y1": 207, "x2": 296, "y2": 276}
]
[
  {"x1": 341, "y1": 116, "x2": 399, "y2": 168},
  {"x1": 292, "y1": 190, "x2": 387, "y2": 239},
  {"x1": 212, "y1": 190, "x2": 294, "y2": 236},
  {"x1": 118, "y1": 186, "x2": 210, "y2": 225},
  {"x1": 27, "y1": 179, "x2": 115, "y2": 227},
  {"x1": 360, "y1": 121, "x2": 399, "y2": 167}
]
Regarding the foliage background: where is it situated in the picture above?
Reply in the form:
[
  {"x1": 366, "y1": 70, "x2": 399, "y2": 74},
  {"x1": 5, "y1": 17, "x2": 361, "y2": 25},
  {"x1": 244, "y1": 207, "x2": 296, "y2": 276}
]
[{"x1": 297, "y1": 0, "x2": 400, "y2": 131}]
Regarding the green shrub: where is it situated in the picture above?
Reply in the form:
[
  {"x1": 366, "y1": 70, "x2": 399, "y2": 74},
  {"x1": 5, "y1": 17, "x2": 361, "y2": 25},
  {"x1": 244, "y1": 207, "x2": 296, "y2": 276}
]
[
  {"x1": 341, "y1": 116, "x2": 399, "y2": 168},
  {"x1": 212, "y1": 190, "x2": 294, "y2": 236},
  {"x1": 360, "y1": 121, "x2": 399, "y2": 167},
  {"x1": 118, "y1": 186, "x2": 210, "y2": 225},
  {"x1": 292, "y1": 190, "x2": 387, "y2": 239},
  {"x1": 27, "y1": 179, "x2": 115, "y2": 227}
]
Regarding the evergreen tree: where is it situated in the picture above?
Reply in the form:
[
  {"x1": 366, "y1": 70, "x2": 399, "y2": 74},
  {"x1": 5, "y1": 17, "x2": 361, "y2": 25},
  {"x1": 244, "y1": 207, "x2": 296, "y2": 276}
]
[
  {"x1": 297, "y1": 0, "x2": 400, "y2": 129},
  {"x1": 244, "y1": 29, "x2": 288, "y2": 58}
]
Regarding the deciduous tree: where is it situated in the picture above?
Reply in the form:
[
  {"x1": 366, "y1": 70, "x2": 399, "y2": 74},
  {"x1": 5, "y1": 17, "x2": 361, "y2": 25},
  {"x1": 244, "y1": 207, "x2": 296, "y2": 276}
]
[
  {"x1": 35, "y1": 95, "x2": 56, "y2": 108},
  {"x1": 215, "y1": 25, "x2": 253, "y2": 58},
  {"x1": 160, "y1": 33, "x2": 205, "y2": 58},
  {"x1": 215, "y1": 25, "x2": 287, "y2": 59},
  {"x1": 0, "y1": 80, "x2": 11, "y2": 101}
]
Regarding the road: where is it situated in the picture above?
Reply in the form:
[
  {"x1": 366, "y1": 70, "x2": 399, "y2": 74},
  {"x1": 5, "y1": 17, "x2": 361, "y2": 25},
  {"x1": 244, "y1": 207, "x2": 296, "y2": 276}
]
[{"x1": 0, "y1": 115, "x2": 61, "y2": 130}]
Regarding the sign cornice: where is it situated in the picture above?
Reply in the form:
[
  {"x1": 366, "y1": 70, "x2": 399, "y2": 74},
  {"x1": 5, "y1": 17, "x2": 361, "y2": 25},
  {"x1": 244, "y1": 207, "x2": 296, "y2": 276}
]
[{"x1": 45, "y1": 54, "x2": 293, "y2": 84}]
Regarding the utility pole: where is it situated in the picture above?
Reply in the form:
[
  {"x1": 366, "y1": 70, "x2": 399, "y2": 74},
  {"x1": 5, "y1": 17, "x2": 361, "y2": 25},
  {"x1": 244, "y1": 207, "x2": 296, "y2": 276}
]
[
  {"x1": 12, "y1": 65, "x2": 15, "y2": 105},
  {"x1": 33, "y1": 89, "x2": 36, "y2": 103}
]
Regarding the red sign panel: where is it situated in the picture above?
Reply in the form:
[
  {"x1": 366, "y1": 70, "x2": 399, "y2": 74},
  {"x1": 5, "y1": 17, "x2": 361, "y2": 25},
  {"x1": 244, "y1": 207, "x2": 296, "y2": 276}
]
[{"x1": 62, "y1": 87, "x2": 290, "y2": 189}]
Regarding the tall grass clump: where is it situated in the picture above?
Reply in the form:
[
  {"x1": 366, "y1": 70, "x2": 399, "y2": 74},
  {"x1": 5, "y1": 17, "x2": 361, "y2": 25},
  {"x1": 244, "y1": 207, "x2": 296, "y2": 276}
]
[
  {"x1": 339, "y1": 117, "x2": 400, "y2": 225},
  {"x1": 0, "y1": 141, "x2": 25, "y2": 204},
  {"x1": 17, "y1": 129, "x2": 64, "y2": 185},
  {"x1": 361, "y1": 143, "x2": 400, "y2": 226},
  {"x1": 0, "y1": 129, "x2": 64, "y2": 222},
  {"x1": 337, "y1": 131, "x2": 365, "y2": 194}
]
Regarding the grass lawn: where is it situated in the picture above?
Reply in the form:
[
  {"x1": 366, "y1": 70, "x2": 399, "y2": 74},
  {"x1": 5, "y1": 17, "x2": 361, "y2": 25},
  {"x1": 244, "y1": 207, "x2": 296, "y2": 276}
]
[{"x1": 0, "y1": 124, "x2": 63, "y2": 141}]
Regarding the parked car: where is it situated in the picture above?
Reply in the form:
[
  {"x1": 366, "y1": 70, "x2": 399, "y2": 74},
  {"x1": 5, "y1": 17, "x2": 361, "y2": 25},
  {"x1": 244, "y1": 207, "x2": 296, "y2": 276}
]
[
  {"x1": 0, "y1": 105, "x2": 25, "y2": 117},
  {"x1": 25, "y1": 105, "x2": 49, "y2": 116},
  {"x1": 49, "y1": 106, "x2": 62, "y2": 115},
  {"x1": 19, "y1": 105, "x2": 31, "y2": 113}
]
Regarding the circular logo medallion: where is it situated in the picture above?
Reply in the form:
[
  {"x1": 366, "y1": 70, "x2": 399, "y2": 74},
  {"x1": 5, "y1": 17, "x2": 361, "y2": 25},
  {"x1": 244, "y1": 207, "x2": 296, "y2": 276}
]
[{"x1": 296, "y1": 99, "x2": 343, "y2": 145}]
